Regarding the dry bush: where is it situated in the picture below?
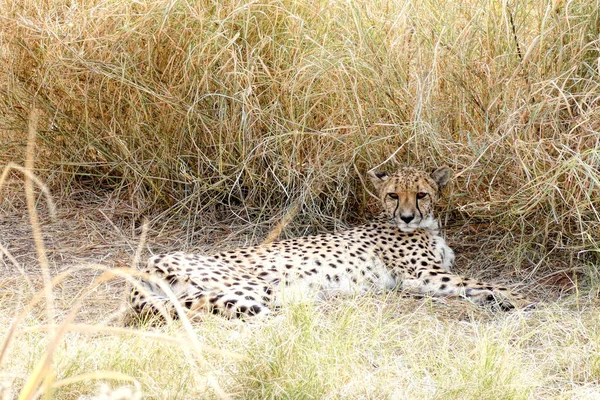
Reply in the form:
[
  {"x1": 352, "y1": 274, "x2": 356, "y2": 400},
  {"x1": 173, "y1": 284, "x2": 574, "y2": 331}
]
[{"x1": 1, "y1": 0, "x2": 599, "y2": 266}]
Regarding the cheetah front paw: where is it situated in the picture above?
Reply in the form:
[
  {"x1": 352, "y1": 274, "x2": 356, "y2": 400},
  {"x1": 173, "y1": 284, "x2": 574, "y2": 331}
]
[{"x1": 468, "y1": 289, "x2": 532, "y2": 311}]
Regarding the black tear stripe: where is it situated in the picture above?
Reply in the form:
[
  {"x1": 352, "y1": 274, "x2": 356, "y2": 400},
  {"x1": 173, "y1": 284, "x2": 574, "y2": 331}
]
[
  {"x1": 415, "y1": 194, "x2": 424, "y2": 221},
  {"x1": 393, "y1": 198, "x2": 400, "y2": 221}
]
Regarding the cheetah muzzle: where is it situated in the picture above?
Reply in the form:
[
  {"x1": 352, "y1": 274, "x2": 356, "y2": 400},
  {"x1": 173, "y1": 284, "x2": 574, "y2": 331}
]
[{"x1": 129, "y1": 165, "x2": 531, "y2": 320}]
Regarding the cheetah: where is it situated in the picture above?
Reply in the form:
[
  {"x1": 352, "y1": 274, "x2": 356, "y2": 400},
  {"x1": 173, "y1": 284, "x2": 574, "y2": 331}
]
[{"x1": 129, "y1": 165, "x2": 529, "y2": 320}]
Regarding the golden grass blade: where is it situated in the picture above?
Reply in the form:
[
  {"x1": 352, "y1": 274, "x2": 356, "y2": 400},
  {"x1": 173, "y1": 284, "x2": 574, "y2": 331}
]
[
  {"x1": 0, "y1": 243, "x2": 34, "y2": 292},
  {"x1": 0, "y1": 269, "x2": 73, "y2": 369},
  {"x1": 18, "y1": 294, "x2": 83, "y2": 399},
  {"x1": 261, "y1": 202, "x2": 299, "y2": 244},
  {"x1": 22, "y1": 109, "x2": 55, "y2": 330},
  {"x1": 51, "y1": 371, "x2": 139, "y2": 390},
  {"x1": 0, "y1": 163, "x2": 57, "y2": 219}
]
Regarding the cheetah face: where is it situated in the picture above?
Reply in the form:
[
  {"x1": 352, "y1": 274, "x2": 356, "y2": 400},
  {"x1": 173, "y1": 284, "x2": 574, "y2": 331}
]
[{"x1": 367, "y1": 166, "x2": 452, "y2": 232}]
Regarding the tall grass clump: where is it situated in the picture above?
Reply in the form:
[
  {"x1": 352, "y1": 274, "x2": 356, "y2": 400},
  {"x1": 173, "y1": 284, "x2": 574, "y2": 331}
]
[{"x1": 1, "y1": 0, "x2": 599, "y2": 267}]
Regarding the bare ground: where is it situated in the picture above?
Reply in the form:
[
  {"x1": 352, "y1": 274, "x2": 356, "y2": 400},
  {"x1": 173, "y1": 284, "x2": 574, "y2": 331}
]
[{"x1": 0, "y1": 180, "x2": 581, "y2": 327}]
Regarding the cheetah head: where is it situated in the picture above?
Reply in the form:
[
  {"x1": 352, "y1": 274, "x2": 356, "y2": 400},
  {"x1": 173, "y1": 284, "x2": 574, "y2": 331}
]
[{"x1": 367, "y1": 166, "x2": 453, "y2": 232}]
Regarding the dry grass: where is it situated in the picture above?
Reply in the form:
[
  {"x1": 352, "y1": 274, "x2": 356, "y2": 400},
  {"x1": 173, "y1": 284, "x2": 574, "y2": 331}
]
[
  {"x1": 1, "y1": 0, "x2": 598, "y2": 262},
  {"x1": 2, "y1": 256, "x2": 600, "y2": 399},
  {"x1": 0, "y1": 152, "x2": 599, "y2": 398},
  {"x1": 1, "y1": 0, "x2": 600, "y2": 398}
]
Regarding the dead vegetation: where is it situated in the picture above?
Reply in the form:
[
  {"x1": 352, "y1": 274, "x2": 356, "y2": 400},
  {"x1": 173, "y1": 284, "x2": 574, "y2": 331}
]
[
  {"x1": 1, "y1": 0, "x2": 599, "y2": 398},
  {"x1": 1, "y1": 0, "x2": 598, "y2": 261}
]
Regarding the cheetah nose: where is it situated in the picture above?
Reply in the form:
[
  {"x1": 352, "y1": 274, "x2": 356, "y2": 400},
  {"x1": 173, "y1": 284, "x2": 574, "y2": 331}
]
[{"x1": 400, "y1": 214, "x2": 414, "y2": 224}]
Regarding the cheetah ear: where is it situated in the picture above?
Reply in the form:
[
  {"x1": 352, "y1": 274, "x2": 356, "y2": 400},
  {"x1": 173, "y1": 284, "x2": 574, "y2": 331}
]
[
  {"x1": 367, "y1": 169, "x2": 390, "y2": 191},
  {"x1": 431, "y1": 166, "x2": 453, "y2": 189}
]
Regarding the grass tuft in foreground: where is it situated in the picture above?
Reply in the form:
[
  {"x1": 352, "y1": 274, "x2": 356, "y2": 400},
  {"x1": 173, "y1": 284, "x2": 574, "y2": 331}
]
[{"x1": 4, "y1": 287, "x2": 600, "y2": 399}]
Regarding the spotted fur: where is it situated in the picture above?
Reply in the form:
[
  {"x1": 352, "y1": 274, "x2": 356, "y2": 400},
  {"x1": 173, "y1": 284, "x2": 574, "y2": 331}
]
[{"x1": 129, "y1": 165, "x2": 529, "y2": 320}]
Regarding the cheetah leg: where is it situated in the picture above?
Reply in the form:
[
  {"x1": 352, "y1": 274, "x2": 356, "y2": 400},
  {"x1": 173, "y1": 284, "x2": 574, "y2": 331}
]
[
  {"x1": 129, "y1": 253, "x2": 218, "y2": 320},
  {"x1": 131, "y1": 253, "x2": 275, "y2": 320},
  {"x1": 401, "y1": 269, "x2": 530, "y2": 310},
  {"x1": 206, "y1": 289, "x2": 272, "y2": 319},
  {"x1": 129, "y1": 276, "x2": 211, "y2": 321},
  {"x1": 130, "y1": 277, "x2": 274, "y2": 320}
]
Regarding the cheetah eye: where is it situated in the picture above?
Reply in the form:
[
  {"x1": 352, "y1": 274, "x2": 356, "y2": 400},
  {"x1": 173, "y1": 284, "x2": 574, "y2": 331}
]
[
  {"x1": 416, "y1": 192, "x2": 428, "y2": 199},
  {"x1": 388, "y1": 193, "x2": 399, "y2": 200}
]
